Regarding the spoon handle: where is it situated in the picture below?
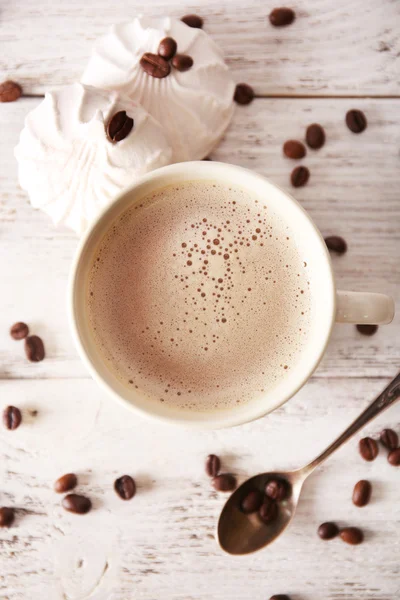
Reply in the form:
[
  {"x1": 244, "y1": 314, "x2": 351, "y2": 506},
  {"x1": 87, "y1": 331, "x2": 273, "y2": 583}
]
[{"x1": 304, "y1": 371, "x2": 400, "y2": 474}]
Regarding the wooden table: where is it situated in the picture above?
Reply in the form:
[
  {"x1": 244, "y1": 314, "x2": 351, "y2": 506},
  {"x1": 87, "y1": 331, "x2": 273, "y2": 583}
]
[{"x1": 1, "y1": 1, "x2": 399, "y2": 598}]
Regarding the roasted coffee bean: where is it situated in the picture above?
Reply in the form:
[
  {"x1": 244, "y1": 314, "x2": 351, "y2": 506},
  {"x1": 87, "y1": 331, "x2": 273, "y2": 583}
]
[
  {"x1": 380, "y1": 428, "x2": 398, "y2": 450},
  {"x1": 352, "y1": 480, "x2": 372, "y2": 507},
  {"x1": 283, "y1": 140, "x2": 306, "y2": 159},
  {"x1": 269, "y1": 7, "x2": 295, "y2": 27},
  {"x1": 171, "y1": 54, "x2": 194, "y2": 72},
  {"x1": 269, "y1": 596, "x2": 291, "y2": 600},
  {"x1": 0, "y1": 80, "x2": 22, "y2": 103},
  {"x1": 356, "y1": 324, "x2": 378, "y2": 336},
  {"x1": 234, "y1": 83, "x2": 254, "y2": 105},
  {"x1": 205, "y1": 454, "x2": 221, "y2": 477},
  {"x1": 340, "y1": 526, "x2": 364, "y2": 545},
  {"x1": 291, "y1": 166, "x2": 309, "y2": 187},
  {"x1": 24, "y1": 335, "x2": 45, "y2": 362},
  {"x1": 0, "y1": 507, "x2": 15, "y2": 527},
  {"x1": 346, "y1": 109, "x2": 367, "y2": 133},
  {"x1": 158, "y1": 37, "x2": 177, "y2": 60},
  {"x1": 324, "y1": 235, "x2": 347, "y2": 255},
  {"x1": 3, "y1": 406, "x2": 22, "y2": 430},
  {"x1": 240, "y1": 489, "x2": 263, "y2": 514},
  {"x1": 114, "y1": 475, "x2": 136, "y2": 500},
  {"x1": 212, "y1": 473, "x2": 237, "y2": 492},
  {"x1": 62, "y1": 494, "x2": 92, "y2": 514},
  {"x1": 140, "y1": 52, "x2": 171, "y2": 78},
  {"x1": 259, "y1": 497, "x2": 278, "y2": 523},
  {"x1": 107, "y1": 111, "x2": 134, "y2": 143},
  {"x1": 54, "y1": 473, "x2": 78, "y2": 494},
  {"x1": 306, "y1": 123, "x2": 325, "y2": 149},
  {"x1": 359, "y1": 437, "x2": 378, "y2": 461},
  {"x1": 388, "y1": 447, "x2": 400, "y2": 466},
  {"x1": 318, "y1": 521, "x2": 339, "y2": 540},
  {"x1": 265, "y1": 478, "x2": 288, "y2": 501},
  {"x1": 181, "y1": 14, "x2": 203, "y2": 29},
  {"x1": 10, "y1": 322, "x2": 29, "y2": 340}
]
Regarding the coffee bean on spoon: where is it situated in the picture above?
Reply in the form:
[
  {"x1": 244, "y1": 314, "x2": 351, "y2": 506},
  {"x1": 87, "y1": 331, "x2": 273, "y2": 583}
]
[
  {"x1": 356, "y1": 324, "x2": 378, "y2": 336},
  {"x1": 283, "y1": 140, "x2": 306, "y2": 159},
  {"x1": 324, "y1": 235, "x2": 347, "y2": 255},
  {"x1": 388, "y1": 448, "x2": 400, "y2": 466},
  {"x1": 171, "y1": 54, "x2": 194, "y2": 72},
  {"x1": 359, "y1": 437, "x2": 378, "y2": 461},
  {"x1": 352, "y1": 480, "x2": 372, "y2": 507},
  {"x1": 234, "y1": 83, "x2": 254, "y2": 105},
  {"x1": 158, "y1": 37, "x2": 177, "y2": 60},
  {"x1": 259, "y1": 497, "x2": 278, "y2": 523},
  {"x1": 140, "y1": 52, "x2": 171, "y2": 78},
  {"x1": 54, "y1": 473, "x2": 78, "y2": 494},
  {"x1": 181, "y1": 14, "x2": 203, "y2": 29},
  {"x1": 291, "y1": 166, "x2": 309, "y2": 187},
  {"x1": 240, "y1": 489, "x2": 263, "y2": 514},
  {"x1": 340, "y1": 526, "x2": 364, "y2": 545},
  {"x1": 205, "y1": 454, "x2": 221, "y2": 477},
  {"x1": 318, "y1": 521, "x2": 339, "y2": 540},
  {"x1": 3, "y1": 406, "x2": 22, "y2": 430},
  {"x1": 306, "y1": 123, "x2": 325, "y2": 149},
  {"x1": 62, "y1": 494, "x2": 92, "y2": 514},
  {"x1": 380, "y1": 428, "x2": 398, "y2": 451},
  {"x1": 265, "y1": 478, "x2": 288, "y2": 501},
  {"x1": 346, "y1": 109, "x2": 367, "y2": 133},
  {"x1": 269, "y1": 7, "x2": 295, "y2": 27},
  {"x1": 0, "y1": 507, "x2": 15, "y2": 527},
  {"x1": 212, "y1": 473, "x2": 237, "y2": 492},
  {"x1": 25, "y1": 335, "x2": 45, "y2": 362},
  {"x1": 114, "y1": 475, "x2": 136, "y2": 500},
  {"x1": 10, "y1": 322, "x2": 29, "y2": 340}
]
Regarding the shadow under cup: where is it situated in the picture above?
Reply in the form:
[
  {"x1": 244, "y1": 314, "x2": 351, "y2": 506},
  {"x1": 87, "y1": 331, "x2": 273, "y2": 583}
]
[{"x1": 68, "y1": 162, "x2": 335, "y2": 428}]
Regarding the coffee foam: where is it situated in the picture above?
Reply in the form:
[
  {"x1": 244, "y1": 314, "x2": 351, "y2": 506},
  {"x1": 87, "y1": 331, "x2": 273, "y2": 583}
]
[{"x1": 87, "y1": 181, "x2": 313, "y2": 412}]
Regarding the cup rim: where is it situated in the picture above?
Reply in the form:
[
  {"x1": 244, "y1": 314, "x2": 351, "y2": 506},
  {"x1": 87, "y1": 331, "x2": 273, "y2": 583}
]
[{"x1": 68, "y1": 161, "x2": 336, "y2": 429}]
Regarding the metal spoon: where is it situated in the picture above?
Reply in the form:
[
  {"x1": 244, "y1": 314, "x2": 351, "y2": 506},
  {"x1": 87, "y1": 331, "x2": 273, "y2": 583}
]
[{"x1": 218, "y1": 371, "x2": 400, "y2": 555}]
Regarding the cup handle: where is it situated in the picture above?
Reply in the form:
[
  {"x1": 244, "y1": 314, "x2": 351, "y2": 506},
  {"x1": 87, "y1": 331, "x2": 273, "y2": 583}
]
[{"x1": 336, "y1": 290, "x2": 395, "y2": 324}]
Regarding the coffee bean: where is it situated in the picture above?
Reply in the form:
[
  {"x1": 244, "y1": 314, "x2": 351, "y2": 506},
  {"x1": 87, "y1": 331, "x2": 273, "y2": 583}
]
[
  {"x1": 3, "y1": 406, "x2": 22, "y2": 430},
  {"x1": 62, "y1": 494, "x2": 92, "y2": 514},
  {"x1": 346, "y1": 109, "x2": 367, "y2": 133},
  {"x1": 291, "y1": 166, "x2": 309, "y2": 187},
  {"x1": 54, "y1": 473, "x2": 78, "y2": 494},
  {"x1": 356, "y1": 324, "x2": 378, "y2": 336},
  {"x1": 158, "y1": 37, "x2": 177, "y2": 60},
  {"x1": 359, "y1": 437, "x2": 378, "y2": 461},
  {"x1": 324, "y1": 235, "x2": 347, "y2": 255},
  {"x1": 283, "y1": 140, "x2": 306, "y2": 159},
  {"x1": 0, "y1": 507, "x2": 15, "y2": 527},
  {"x1": 352, "y1": 480, "x2": 372, "y2": 507},
  {"x1": 140, "y1": 52, "x2": 171, "y2": 78},
  {"x1": 171, "y1": 54, "x2": 194, "y2": 72},
  {"x1": 380, "y1": 428, "x2": 398, "y2": 451},
  {"x1": 240, "y1": 489, "x2": 263, "y2": 514},
  {"x1": 234, "y1": 83, "x2": 254, "y2": 105},
  {"x1": 205, "y1": 454, "x2": 221, "y2": 477},
  {"x1": 318, "y1": 521, "x2": 339, "y2": 540},
  {"x1": 114, "y1": 475, "x2": 136, "y2": 500},
  {"x1": 181, "y1": 14, "x2": 203, "y2": 29},
  {"x1": 0, "y1": 80, "x2": 22, "y2": 103},
  {"x1": 24, "y1": 335, "x2": 45, "y2": 362},
  {"x1": 306, "y1": 123, "x2": 325, "y2": 149},
  {"x1": 388, "y1": 447, "x2": 400, "y2": 466},
  {"x1": 212, "y1": 473, "x2": 237, "y2": 492},
  {"x1": 340, "y1": 526, "x2": 364, "y2": 545},
  {"x1": 107, "y1": 111, "x2": 134, "y2": 143},
  {"x1": 259, "y1": 497, "x2": 278, "y2": 523},
  {"x1": 269, "y1": 596, "x2": 291, "y2": 600},
  {"x1": 265, "y1": 478, "x2": 288, "y2": 501},
  {"x1": 269, "y1": 7, "x2": 295, "y2": 27},
  {"x1": 10, "y1": 322, "x2": 29, "y2": 340}
]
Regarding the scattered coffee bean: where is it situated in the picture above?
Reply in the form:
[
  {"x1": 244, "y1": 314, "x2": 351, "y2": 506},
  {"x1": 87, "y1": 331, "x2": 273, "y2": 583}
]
[
  {"x1": 234, "y1": 83, "x2": 254, "y2": 105},
  {"x1": 205, "y1": 454, "x2": 221, "y2": 477},
  {"x1": 306, "y1": 123, "x2": 325, "y2": 149},
  {"x1": 352, "y1": 480, "x2": 372, "y2": 507},
  {"x1": 0, "y1": 80, "x2": 22, "y2": 103},
  {"x1": 346, "y1": 109, "x2": 367, "y2": 133},
  {"x1": 283, "y1": 140, "x2": 306, "y2": 159},
  {"x1": 24, "y1": 335, "x2": 45, "y2": 362},
  {"x1": 269, "y1": 596, "x2": 291, "y2": 600},
  {"x1": 212, "y1": 473, "x2": 237, "y2": 492},
  {"x1": 10, "y1": 322, "x2": 29, "y2": 340},
  {"x1": 340, "y1": 526, "x2": 364, "y2": 545},
  {"x1": 265, "y1": 478, "x2": 288, "y2": 501},
  {"x1": 140, "y1": 52, "x2": 171, "y2": 78},
  {"x1": 171, "y1": 54, "x2": 194, "y2": 72},
  {"x1": 0, "y1": 507, "x2": 15, "y2": 527},
  {"x1": 356, "y1": 324, "x2": 378, "y2": 336},
  {"x1": 269, "y1": 7, "x2": 295, "y2": 27},
  {"x1": 62, "y1": 494, "x2": 92, "y2": 514},
  {"x1": 324, "y1": 235, "x2": 347, "y2": 255},
  {"x1": 3, "y1": 406, "x2": 22, "y2": 430},
  {"x1": 380, "y1": 428, "x2": 398, "y2": 451},
  {"x1": 114, "y1": 475, "x2": 136, "y2": 500},
  {"x1": 158, "y1": 37, "x2": 177, "y2": 60},
  {"x1": 240, "y1": 489, "x2": 263, "y2": 514},
  {"x1": 54, "y1": 473, "x2": 78, "y2": 494},
  {"x1": 291, "y1": 165, "x2": 309, "y2": 187},
  {"x1": 318, "y1": 521, "x2": 339, "y2": 540},
  {"x1": 259, "y1": 497, "x2": 278, "y2": 523},
  {"x1": 388, "y1": 447, "x2": 400, "y2": 466},
  {"x1": 107, "y1": 111, "x2": 134, "y2": 143},
  {"x1": 359, "y1": 437, "x2": 378, "y2": 461},
  {"x1": 181, "y1": 14, "x2": 203, "y2": 29}
]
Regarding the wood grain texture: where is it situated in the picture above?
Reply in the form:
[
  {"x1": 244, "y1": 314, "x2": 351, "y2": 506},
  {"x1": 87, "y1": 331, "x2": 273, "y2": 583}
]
[{"x1": 1, "y1": 0, "x2": 399, "y2": 97}]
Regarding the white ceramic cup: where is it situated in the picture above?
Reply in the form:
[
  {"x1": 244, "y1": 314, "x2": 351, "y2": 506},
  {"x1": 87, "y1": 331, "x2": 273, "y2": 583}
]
[{"x1": 68, "y1": 162, "x2": 395, "y2": 428}]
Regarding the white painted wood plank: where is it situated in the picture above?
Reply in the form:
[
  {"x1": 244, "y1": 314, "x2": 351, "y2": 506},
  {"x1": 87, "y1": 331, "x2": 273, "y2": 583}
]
[
  {"x1": 0, "y1": 377, "x2": 399, "y2": 599},
  {"x1": 1, "y1": 0, "x2": 399, "y2": 97}
]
